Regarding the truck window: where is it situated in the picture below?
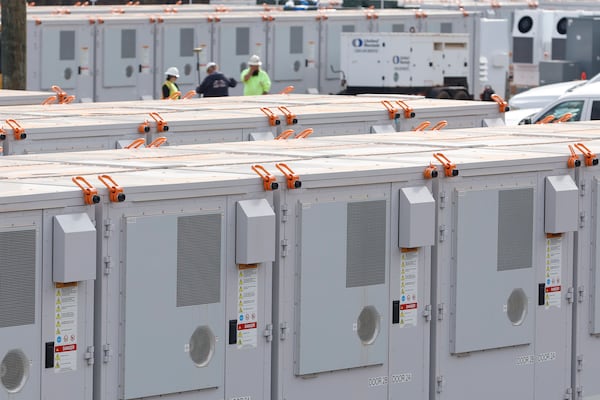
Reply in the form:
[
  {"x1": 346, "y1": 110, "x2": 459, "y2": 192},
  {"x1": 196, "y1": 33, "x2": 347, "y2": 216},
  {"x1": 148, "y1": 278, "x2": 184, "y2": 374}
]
[
  {"x1": 536, "y1": 100, "x2": 584, "y2": 123},
  {"x1": 591, "y1": 101, "x2": 600, "y2": 120}
]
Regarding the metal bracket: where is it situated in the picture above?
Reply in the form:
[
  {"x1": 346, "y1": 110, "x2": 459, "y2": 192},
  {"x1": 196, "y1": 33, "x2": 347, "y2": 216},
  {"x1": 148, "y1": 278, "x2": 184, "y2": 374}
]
[
  {"x1": 103, "y1": 344, "x2": 112, "y2": 364},
  {"x1": 280, "y1": 322, "x2": 288, "y2": 341},
  {"x1": 263, "y1": 324, "x2": 273, "y2": 342},
  {"x1": 423, "y1": 304, "x2": 432, "y2": 322},
  {"x1": 84, "y1": 346, "x2": 94, "y2": 365}
]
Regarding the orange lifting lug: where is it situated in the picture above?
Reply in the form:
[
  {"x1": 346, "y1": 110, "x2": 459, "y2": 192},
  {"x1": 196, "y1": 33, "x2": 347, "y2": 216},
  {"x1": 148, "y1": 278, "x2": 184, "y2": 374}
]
[
  {"x1": 396, "y1": 100, "x2": 415, "y2": 118},
  {"x1": 182, "y1": 90, "x2": 196, "y2": 99},
  {"x1": 554, "y1": 112, "x2": 573, "y2": 123},
  {"x1": 252, "y1": 165, "x2": 279, "y2": 191},
  {"x1": 149, "y1": 112, "x2": 169, "y2": 132},
  {"x1": 490, "y1": 94, "x2": 510, "y2": 113},
  {"x1": 275, "y1": 129, "x2": 295, "y2": 140},
  {"x1": 147, "y1": 137, "x2": 167, "y2": 148},
  {"x1": 125, "y1": 138, "x2": 146, "y2": 149},
  {"x1": 260, "y1": 107, "x2": 281, "y2": 126},
  {"x1": 536, "y1": 115, "x2": 555, "y2": 124},
  {"x1": 277, "y1": 106, "x2": 298, "y2": 125},
  {"x1": 413, "y1": 121, "x2": 430, "y2": 131},
  {"x1": 381, "y1": 100, "x2": 398, "y2": 120},
  {"x1": 294, "y1": 128, "x2": 314, "y2": 139},
  {"x1": 0, "y1": 126, "x2": 6, "y2": 141},
  {"x1": 98, "y1": 175, "x2": 126, "y2": 203},
  {"x1": 423, "y1": 163, "x2": 438, "y2": 179},
  {"x1": 574, "y1": 143, "x2": 599, "y2": 167},
  {"x1": 430, "y1": 120, "x2": 448, "y2": 131},
  {"x1": 567, "y1": 145, "x2": 581, "y2": 168},
  {"x1": 72, "y1": 176, "x2": 100, "y2": 205},
  {"x1": 41, "y1": 96, "x2": 57, "y2": 105},
  {"x1": 279, "y1": 86, "x2": 295, "y2": 95},
  {"x1": 433, "y1": 153, "x2": 459, "y2": 177},
  {"x1": 51, "y1": 85, "x2": 68, "y2": 103},
  {"x1": 6, "y1": 119, "x2": 26, "y2": 140},
  {"x1": 276, "y1": 163, "x2": 302, "y2": 189},
  {"x1": 138, "y1": 120, "x2": 150, "y2": 133}
]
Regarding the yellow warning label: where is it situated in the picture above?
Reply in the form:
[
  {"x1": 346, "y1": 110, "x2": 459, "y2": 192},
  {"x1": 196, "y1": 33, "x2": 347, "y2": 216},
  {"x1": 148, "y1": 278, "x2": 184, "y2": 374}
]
[
  {"x1": 56, "y1": 329, "x2": 60, "y2": 335},
  {"x1": 57, "y1": 290, "x2": 61, "y2": 296},
  {"x1": 56, "y1": 299, "x2": 61, "y2": 305},
  {"x1": 400, "y1": 319, "x2": 404, "y2": 324},
  {"x1": 55, "y1": 363, "x2": 60, "y2": 368},
  {"x1": 56, "y1": 321, "x2": 61, "y2": 327},
  {"x1": 55, "y1": 354, "x2": 60, "y2": 361},
  {"x1": 400, "y1": 312, "x2": 405, "y2": 317},
  {"x1": 56, "y1": 306, "x2": 60, "y2": 312}
]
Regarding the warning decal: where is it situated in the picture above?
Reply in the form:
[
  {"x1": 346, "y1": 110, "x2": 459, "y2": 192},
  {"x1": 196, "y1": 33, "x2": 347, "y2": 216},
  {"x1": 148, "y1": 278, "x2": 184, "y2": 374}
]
[
  {"x1": 400, "y1": 249, "x2": 418, "y2": 327},
  {"x1": 55, "y1": 283, "x2": 78, "y2": 373},
  {"x1": 238, "y1": 265, "x2": 258, "y2": 349},
  {"x1": 545, "y1": 235, "x2": 562, "y2": 309}
]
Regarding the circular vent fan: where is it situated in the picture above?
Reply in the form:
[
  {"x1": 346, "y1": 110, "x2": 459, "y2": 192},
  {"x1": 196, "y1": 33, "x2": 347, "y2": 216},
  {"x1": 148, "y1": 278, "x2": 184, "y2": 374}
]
[
  {"x1": 507, "y1": 288, "x2": 528, "y2": 326},
  {"x1": 556, "y1": 17, "x2": 568, "y2": 35},
  {"x1": 189, "y1": 326, "x2": 215, "y2": 367},
  {"x1": 0, "y1": 349, "x2": 30, "y2": 393},
  {"x1": 357, "y1": 306, "x2": 381, "y2": 345},
  {"x1": 518, "y1": 16, "x2": 534, "y2": 34}
]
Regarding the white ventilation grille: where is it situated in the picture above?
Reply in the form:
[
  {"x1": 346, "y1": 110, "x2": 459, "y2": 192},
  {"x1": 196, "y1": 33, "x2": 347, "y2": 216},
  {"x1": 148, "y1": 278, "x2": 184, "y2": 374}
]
[
  {"x1": 189, "y1": 326, "x2": 215, "y2": 368},
  {"x1": 0, "y1": 349, "x2": 29, "y2": 393},
  {"x1": 357, "y1": 306, "x2": 381, "y2": 345}
]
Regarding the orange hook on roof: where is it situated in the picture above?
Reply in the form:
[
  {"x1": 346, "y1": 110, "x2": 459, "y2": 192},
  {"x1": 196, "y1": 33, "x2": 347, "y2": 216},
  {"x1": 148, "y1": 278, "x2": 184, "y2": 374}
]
[
  {"x1": 275, "y1": 129, "x2": 295, "y2": 140},
  {"x1": 275, "y1": 163, "x2": 302, "y2": 189},
  {"x1": 72, "y1": 176, "x2": 100, "y2": 205},
  {"x1": 423, "y1": 163, "x2": 438, "y2": 179},
  {"x1": 124, "y1": 138, "x2": 146, "y2": 149},
  {"x1": 381, "y1": 100, "x2": 398, "y2": 120},
  {"x1": 294, "y1": 128, "x2": 314, "y2": 139},
  {"x1": 251, "y1": 165, "x2": 279, "y2": 191},
  {"x1": 430, "y1": 120, "x2": 447, "y2": 131},
  {"x1": 413, "y1": 121, "x2": 430, "y2": 131},
  {"x1": 567, "y1": 144, "x2": 581, "y2": 169},
  {"x1": 260, "y1": 107, "x2": 281, "y2": 126},
  {"x1": 277, "y1": 106, "x2": 298, "y2": 125},
  {"x1": 147, "y1": 137, "x2": 167, "y2": 148},
  {"x1": 490, "y1": 94, "x2": 509, "y2": 113},
  {"x1": 396, "y1": 100, "x2": 415, "y2": 118},
  {"x1": 6, "y1": 119, "x2": 26, "y2": 140},
  {"x1": 574, "y1": 143, "x2": 599, "y2": 167},
  {"x1": 433, "y1": 153, "x2": 459, "y2": 177},
  {"x1": 98, "y1": 175, "x2": 126, "y2": 203},
  {"x1": 149, "y1": 112, "x2": 169, "y2": 132}
]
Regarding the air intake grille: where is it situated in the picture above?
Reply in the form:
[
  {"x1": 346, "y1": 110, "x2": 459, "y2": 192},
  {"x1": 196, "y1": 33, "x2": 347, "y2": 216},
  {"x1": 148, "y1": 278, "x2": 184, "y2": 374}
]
[
  {"x1": 177, "y1": 214, "x2": 221, "y2": 307},
  {"x1": 497, "y1": 188, "x2": 533, "y2": 271},
  {"x1": 346, "y1": 201, "x2": 386, "y2": 288},
  {"x1": 0, "y1": 230, "x2": 36, "y2": 328},
  {"x1": 0, "y1": 349, "x2": 29, "y2": 393}
]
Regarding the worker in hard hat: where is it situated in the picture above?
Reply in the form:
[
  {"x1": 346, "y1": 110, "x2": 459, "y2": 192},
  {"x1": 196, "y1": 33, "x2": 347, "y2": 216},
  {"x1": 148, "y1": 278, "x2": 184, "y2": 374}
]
[
  {"x1": 196, "y1": 62, "x2": 237, "y2": 97},
  {"x1": 240, "y1": 55, "x2": 271, "y2": 96},
  {"x1": 162, "y1": 67, "x2": 180, "y2": 99}
]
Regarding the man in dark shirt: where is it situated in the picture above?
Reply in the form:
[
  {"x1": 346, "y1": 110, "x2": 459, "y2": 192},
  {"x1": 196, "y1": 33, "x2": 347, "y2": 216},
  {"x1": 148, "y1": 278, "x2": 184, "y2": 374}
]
[{"x1": 196, "y1": 62, "x2": 237, "y2": 97}]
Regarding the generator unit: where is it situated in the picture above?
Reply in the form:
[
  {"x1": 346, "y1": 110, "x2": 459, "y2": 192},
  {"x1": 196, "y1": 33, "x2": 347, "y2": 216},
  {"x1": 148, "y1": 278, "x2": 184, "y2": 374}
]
[
  {"x1": 511, "y1": 9, "x2": 548, "y2": 86},
  {"x1": 0, "y1": 177, "x2": 97, "y2": 400},
  {"x1": 428, "y1": 146, "x2": 577, "y2": 400},
  {"x1": 340, "y1": 32, "x2": 473, "y2": 99}
]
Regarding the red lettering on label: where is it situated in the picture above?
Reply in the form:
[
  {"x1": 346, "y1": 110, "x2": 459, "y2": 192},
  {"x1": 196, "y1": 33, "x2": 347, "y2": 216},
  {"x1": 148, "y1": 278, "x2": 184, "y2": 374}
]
[
  {"x1": 400, "y1": 303, "x2": 418, "y2": 310},
  {"x1": 545, "y1": 286, "x2": 561, "y2": 293}
]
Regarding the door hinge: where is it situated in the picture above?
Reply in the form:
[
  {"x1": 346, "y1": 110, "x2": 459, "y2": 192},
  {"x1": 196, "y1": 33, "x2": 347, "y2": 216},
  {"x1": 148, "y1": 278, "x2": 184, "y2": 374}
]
[
  {"x1": 280, "y1": 322, "x2": 288, "y2": 341},
  {"x1": 580, "y1": 211, "x2": 586, "y2": 228},
  {"x1": 580, "y1": 182, "x2": 586, "y2": 197},
  {"x1": 423, "y1": 304, "x2": 432, "y2": 322},
  {"x1": 280, "y1": 239, "x2": 289, "y2": 258},
  {"x1": 439, "y1": 225, "x2": 446, "y2": 243},
  {"x1": 103, "y1": 344, "x2": 112, "y2": 364},
  {"x1": 103, "y1": 219, "x2": 113, "y2": 238},
  {"x1": 576, "y1": 386, "x2": 583, "y2": 400},
  {"x1": 263, "y1": 324, "x2": 273, "y2": 342},
  {"x1": 84, "y1": 346, "x2": 94, "y2": 366},
  {"x1": 437, "y1": 303, "x2": 445, "y2": 321},
  {"x1": 439, "y1": 191, "x2": 446, "y2": 209},
  {"x1": 103, "y1": 256, "x2": 112, "y2": 275},
  {"x1": 566, "y1": 287, "x2": 574, "y2": 304},
  {"x1": 578, "y1": 286, "x2": 585, "y2": 303},
  {"x1": 564, "y1": 387, "x2": 573, "y2": 400},
  {"x1": 436, "y1": 376, "x2": 444, "y2": 393},
  {"x1": 281, "y1": 204, "x2": 289, "y2": 223},
  {"x1": 577, "y1": 354, "x2": 584, "y2": 371}
]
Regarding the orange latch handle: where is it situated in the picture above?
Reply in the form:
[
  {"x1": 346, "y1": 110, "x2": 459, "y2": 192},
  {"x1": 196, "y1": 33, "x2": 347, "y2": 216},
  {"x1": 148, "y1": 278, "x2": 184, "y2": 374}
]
[
  {"x1": 0, "y1": 126, "x2": 6, "y2": 141},
  {"x1": 62, "y1": 95, "x2": 76, "y2": 104},
  {"x1": 98, "y1": 174, "x2": 126, "y2": 203},
  {"x1": 42, "y1": 96, "x2": 58, "y2": 105},
  {"x1": 396, "y1": 100, "x2": 415, "y2": 118},
  {"x1": 554, "y1": 113, "x2": 573, "y2": 123},
  {"x1": 275, "y1": 129, "x2": 295, "y2": 140},
  {"x1": 251, "y1": 164, "x2": 279, "y2": 191},
  {"x1": 567, "y1": 145, "x2": 581, "y2": 168},
  {"x1": 574, "y1": 143, "x2": 599, "y2": 167},
  {"x1": 413, "y1": 121, "x2": 431, "y2": 131},
  {"x1": 490, "y1": 94, "x2": 510, "y2": 113},
  {"x1": 381, "y1": 100, "x2": 398, "y2": 120},
  {"x1": 279, "y1": 86, "x2": 294, "y2": 95},
  {"x1": 147, "y1": 137, "x2": 167, "y2": 148},
  {"x1": 423, "y1": 163, "x2": 439, "y2": 179},
  {"x1": 430, "y1": 120, "x2": 448, "y2": 131},
  {"x1": 138, "y1": 120, "x2": 150, "y2": 134},
  {"x1": 167, "y1": 91, "x2": 181, "y2": 100},
  {"x1": 6, "y1": 119, "x2": 26, "y2": 140},
  {"x1": 51, "y1": 85, "x2": 67, "y2": 103},
  {"x1": 182, "y1": 90, "x2": 196, "y2": 99},
  {"x1": 275, "y1": 163, "x2": 302, "y2": 189},
  {"x1": 536, "y1": 115, "x2": 555, "y2": 124},
  {"x1": 149, "y1": 112, "x2": 169, "y2": 132},
  {"x1": 294, "y1": 128, "x2": 314, "y2": 139},
  {"x1": 260, "y1": 107, "x2": 281, "y2": 126},
  {"x1": 433, "y1": 153, "x2": 459, "y2": 177},
  {"x1": 124, "y1": 138, "x2": 146, "y2": 149},
  {"x1": 72, "y1": 176, "x2": 100, "y2": 205},
  {"x1": 277, "y1": 106, "x2": 298, "y2": 125}
]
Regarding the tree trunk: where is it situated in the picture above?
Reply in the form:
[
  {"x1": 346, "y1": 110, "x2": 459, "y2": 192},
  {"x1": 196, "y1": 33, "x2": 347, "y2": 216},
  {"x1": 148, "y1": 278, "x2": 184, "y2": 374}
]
[{"x1": 1, "y1": 0, "x2": 27, "y2": 89}]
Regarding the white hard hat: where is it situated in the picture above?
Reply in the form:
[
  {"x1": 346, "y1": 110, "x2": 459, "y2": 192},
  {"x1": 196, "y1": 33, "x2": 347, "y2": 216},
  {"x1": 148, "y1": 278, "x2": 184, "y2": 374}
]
[
  {"x1": 165, "y1": 67, "x2": 180, "y2": 77},
  {"x1": 206, "y1": 62, "x2": 217, "y2": 72},
  {"x1": 248, "y1": 55, "x2": 262, "y2": 66}
]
